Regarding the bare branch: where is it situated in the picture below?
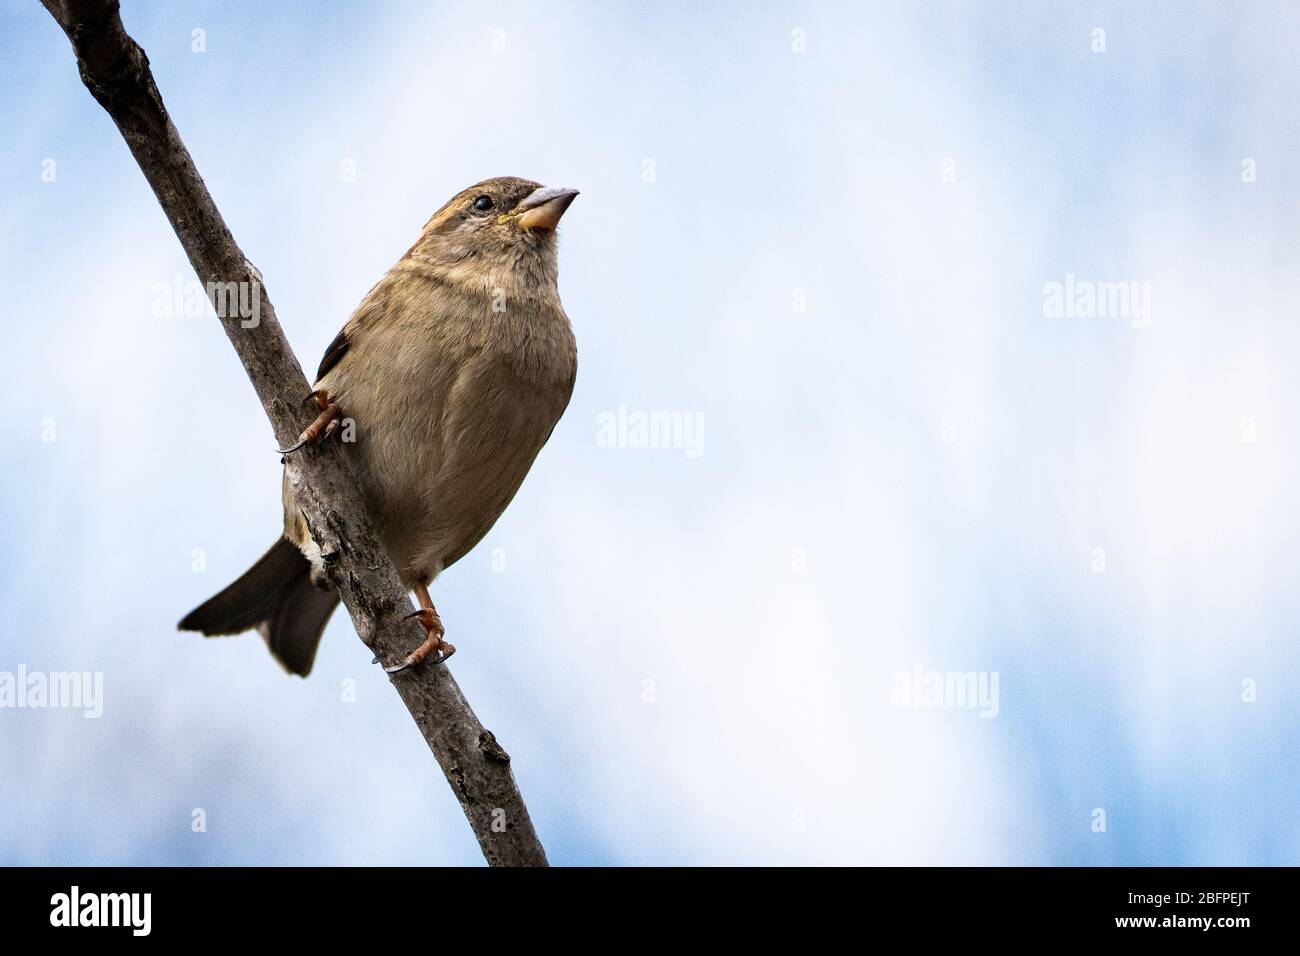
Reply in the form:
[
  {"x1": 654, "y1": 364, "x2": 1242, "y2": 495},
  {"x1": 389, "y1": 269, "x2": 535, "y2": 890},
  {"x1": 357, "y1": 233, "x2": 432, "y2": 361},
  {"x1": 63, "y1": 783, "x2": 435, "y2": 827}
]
[{"x1": 41, "y1": 0, "x2": 548, "y2": 866}]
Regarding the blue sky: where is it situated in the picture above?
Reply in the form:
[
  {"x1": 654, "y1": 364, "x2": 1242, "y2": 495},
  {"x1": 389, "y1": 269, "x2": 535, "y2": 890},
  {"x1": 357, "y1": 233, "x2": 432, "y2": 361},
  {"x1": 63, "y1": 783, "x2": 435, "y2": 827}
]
[{"x1": 1, "y1": 0, "x2": 1298, "y2": 865}]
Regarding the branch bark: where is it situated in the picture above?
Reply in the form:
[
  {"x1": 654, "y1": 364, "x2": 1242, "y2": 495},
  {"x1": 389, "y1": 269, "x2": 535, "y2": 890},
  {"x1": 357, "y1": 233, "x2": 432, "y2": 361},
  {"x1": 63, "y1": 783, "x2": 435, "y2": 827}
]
[{"x1": 41, "y1": 0, "x2": 548, "y2": 867}]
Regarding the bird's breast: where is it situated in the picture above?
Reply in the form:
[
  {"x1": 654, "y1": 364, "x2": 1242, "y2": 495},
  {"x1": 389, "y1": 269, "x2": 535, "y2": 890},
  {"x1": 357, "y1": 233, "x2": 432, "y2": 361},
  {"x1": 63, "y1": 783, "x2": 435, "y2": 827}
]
[{"x1": 330, "y1": 301, "x2": 574, "y2": 581}]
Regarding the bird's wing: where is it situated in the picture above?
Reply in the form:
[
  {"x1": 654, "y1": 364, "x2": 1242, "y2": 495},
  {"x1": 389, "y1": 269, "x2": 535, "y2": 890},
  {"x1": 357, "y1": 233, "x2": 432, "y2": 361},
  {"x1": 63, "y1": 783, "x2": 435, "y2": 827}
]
[
  {"x1": 314, "y1": 275, "x2": 396, "y2": 383},
  {"x1": 315, "y1": 325, "x2": 350, "y2": 381}
]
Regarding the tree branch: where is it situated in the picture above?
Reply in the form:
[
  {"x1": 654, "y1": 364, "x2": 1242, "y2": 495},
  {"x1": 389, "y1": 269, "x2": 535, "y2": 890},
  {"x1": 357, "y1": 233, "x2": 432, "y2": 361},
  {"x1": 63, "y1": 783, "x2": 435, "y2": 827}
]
[{"x1": 41, "y1": 0, "x2": 548, "y2": 867}]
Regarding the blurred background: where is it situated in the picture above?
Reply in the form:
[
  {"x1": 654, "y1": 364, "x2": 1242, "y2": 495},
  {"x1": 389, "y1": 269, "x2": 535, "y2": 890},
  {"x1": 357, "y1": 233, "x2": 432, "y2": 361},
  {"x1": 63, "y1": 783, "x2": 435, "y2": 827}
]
[{"x1": 1, "y1": 0, "x2": 1297, "y2": 865}]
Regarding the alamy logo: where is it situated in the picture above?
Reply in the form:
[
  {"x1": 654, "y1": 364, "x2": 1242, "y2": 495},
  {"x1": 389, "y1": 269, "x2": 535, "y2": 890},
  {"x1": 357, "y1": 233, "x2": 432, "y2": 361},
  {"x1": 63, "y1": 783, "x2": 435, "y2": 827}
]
[
  {"x1": 0, "y1": 666, "x2": 103, "y2": 718},
  {"x1": 890, "y1": 666, "x2": 1000, "y2": 719},
  {"x1": 596, "y1": 404, "x2": 704, "y2": 459},
  {"x1": 1042, "y1": 273, "x2": 1151, "y2": 328},
  {"x1": 50, "y1": 886, "x2": 151, "y2": 936},
  {"x1": 152, "y1": 274, "x2": 261, "y2": 328}
]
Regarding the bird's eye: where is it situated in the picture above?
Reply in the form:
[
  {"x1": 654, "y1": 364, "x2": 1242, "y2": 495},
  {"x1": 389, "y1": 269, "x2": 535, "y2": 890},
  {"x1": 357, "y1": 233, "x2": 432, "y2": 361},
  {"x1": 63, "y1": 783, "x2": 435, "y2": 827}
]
[{"x1": 472, "y1": 195, "x2": 493, "y2": 211}]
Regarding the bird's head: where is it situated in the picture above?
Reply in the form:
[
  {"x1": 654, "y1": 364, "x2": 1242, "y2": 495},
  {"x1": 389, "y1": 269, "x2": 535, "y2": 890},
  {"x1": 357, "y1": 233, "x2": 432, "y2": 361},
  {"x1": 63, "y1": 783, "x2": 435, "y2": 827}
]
[{"x1": 412, "y1": 177, "x2": 579, "y2": 292}]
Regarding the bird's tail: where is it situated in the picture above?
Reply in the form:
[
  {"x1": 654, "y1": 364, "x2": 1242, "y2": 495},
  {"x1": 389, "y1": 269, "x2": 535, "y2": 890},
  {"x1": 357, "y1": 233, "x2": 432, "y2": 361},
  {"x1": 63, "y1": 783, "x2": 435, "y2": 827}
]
[{"x1": 178, "y1": 537, "x2": 339, "y2": 677}]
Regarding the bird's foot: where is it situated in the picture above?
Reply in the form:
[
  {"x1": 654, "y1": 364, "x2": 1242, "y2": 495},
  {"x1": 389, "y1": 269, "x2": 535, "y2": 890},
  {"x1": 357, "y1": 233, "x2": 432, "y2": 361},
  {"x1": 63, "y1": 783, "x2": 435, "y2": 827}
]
[
  {"x1": 384, "y1": 607, "x2": 456, "y2": 673},
  {"x1": 277, "y1": 389, "x2": 343, "y2": 454}
]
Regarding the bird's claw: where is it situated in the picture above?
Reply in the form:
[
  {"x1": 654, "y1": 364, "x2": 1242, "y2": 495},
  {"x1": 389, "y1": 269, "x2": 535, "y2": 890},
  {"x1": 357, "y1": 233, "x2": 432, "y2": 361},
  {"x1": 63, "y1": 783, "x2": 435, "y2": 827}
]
[
  {"x1": 383, "y1": 643, "x2": 456, "y2": 674},
  {"x1": 277, "y1": 389, "x2": 343, "y2": 455},
  {"x1": 276, "y1": 436, "x2": 310, "y2": 455},
  {"x1": 383, "y1": 605, "x2": 452, "y2": 673}
]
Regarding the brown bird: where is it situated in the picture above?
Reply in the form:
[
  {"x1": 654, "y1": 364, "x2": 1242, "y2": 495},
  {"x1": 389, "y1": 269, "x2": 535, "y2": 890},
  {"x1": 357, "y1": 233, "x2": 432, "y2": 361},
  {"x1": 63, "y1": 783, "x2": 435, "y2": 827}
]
[{"x1": 179, "y1": 177, "x2": 579, "y2": 675}]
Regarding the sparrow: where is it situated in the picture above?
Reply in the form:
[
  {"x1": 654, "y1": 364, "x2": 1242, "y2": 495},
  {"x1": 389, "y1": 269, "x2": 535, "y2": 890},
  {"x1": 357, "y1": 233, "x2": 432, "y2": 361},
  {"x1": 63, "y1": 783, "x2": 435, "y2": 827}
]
[{"x1": 179, "y1": 177, "x2": 579, "y2": 676}]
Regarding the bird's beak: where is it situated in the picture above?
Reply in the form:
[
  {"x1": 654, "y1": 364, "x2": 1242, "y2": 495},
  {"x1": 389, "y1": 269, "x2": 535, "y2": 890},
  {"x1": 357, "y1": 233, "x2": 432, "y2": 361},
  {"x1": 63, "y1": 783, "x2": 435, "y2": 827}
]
[{"x1": 516, "y1": 186, "x2": 579, "y2": 231}]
